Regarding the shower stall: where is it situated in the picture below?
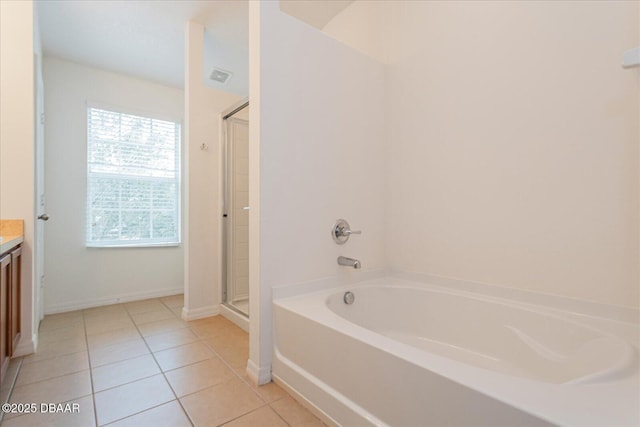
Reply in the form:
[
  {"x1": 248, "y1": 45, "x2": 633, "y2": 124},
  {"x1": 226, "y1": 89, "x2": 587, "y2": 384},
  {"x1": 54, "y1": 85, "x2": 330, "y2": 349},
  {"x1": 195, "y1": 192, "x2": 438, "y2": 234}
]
[{"x1": 221, "y1": 99, "x2": 249, "y2": 322}]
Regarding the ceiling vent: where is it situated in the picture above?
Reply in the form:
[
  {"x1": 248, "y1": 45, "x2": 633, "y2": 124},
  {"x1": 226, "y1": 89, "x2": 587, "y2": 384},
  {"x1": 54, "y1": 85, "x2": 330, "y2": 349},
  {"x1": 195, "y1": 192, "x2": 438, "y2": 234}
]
[{"x1": 209, "y1": 68, "x2": 232, "y2": 84}]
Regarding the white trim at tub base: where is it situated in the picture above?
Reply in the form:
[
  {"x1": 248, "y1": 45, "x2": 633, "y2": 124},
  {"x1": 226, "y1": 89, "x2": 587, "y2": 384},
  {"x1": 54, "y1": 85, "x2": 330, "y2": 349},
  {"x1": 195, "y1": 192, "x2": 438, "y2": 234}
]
[
  {"x1": 181, "y1": 304, "x2": 220, "y2": 321},
  {"x1": 273, "y1": 373, "x2": 339, "y2": 427},
  {"x1": 220, "y1": 304, "x2": 249, "y2": 332},
  {"x1": 246, "y1": 359, "x2": 271, "y2": 385},
  {"x1": 273, "y1": 350, "x2": 386, "y2": 427}
]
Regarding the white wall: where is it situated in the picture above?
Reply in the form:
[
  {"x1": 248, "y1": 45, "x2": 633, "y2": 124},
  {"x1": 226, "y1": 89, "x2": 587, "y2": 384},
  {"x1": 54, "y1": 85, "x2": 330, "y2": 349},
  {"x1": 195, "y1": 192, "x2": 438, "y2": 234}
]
[
  {"x1": 384, "y1": 1, "x2": 638, "y2": 309},
  {"x1": 322, "y1": 0, "x2": 640, "y2": 309},
  {"x1": 0, "y1": 0, "x2": 37, "y2": 355},
  {"x1": 42, "y1": 57, "x2": 185, "y2": 313},
  {"x1": 249, "y1": 1, "x2": 387, "y2": 382},
  {"x1": 183, "y1": 21, "x2": 242, "y2": 320}
]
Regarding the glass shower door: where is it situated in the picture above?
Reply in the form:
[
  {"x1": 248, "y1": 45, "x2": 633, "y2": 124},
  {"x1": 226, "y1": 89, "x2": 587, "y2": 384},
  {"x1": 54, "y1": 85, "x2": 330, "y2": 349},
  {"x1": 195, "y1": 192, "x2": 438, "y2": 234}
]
[{"x1": 223, "y1": 115, "x2": 249, "y2": 317}]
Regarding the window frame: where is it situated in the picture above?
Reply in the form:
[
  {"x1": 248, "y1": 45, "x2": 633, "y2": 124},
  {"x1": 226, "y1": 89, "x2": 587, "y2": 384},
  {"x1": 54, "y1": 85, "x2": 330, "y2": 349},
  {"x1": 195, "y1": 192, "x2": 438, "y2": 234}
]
[{"x1": 85, "y1": 103, "x2": 182, "y2": 248}]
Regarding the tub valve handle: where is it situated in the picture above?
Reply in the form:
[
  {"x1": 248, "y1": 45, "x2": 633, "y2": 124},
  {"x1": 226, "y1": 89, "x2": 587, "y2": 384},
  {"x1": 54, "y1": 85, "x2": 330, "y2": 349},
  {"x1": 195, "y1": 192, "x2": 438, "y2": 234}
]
[{"x1": 332, "y1": 219, "x2": 361, "y2": 244}]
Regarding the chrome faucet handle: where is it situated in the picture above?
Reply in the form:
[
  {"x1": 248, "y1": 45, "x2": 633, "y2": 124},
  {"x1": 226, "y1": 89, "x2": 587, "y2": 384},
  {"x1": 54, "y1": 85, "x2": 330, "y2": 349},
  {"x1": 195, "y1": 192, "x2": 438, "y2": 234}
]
[
  {"x1": 332, "y1": 219, "x2": 361, "y2": 244},
  {"x1": 342, "y1": 229, "x2": 361, "y2": 236}
]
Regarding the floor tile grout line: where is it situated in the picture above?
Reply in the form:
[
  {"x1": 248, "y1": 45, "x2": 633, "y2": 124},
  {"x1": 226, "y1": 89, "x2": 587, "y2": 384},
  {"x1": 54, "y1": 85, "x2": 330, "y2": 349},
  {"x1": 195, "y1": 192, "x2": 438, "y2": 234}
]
[
  {"x1": 12, "y1": 363, "x2": 90, "y2": 389},
  {"x1": 1, "y1": 358, "x2": 23, "y2": 424},
  {"x1": 144, "y1": 334, "x2": 201, "y2": 353},
  {"x1": 159, "y1": 297, "x2": 179, "y2": 312},
  {"x1": 82, "y1": 306, "x2": 100, "y2": 427},
  {"x1": 88, "y1": 344, "x2": 149, "y2": 368},
  {"x1": 269, "y1": 402, "x2": 296, "y2": 427},
  {"x1": 99, "y1": 399, "x2": 180, "y2": 427},
  {"x1": 216, "y1": 402, "x2": 271, "y2": 426},
  {"x1": 256, "y1": 401, "x2": 295, "y2": 427},
  {"x1": 92, "y1": 335, "x2": 220, "y2": 378},
  {"x1": 195, "y1": 330, "x2": 274, "y2": 407},
  {"x1": 88, "y1": 336, "x2": 150, "y2": 366},
  {"x1": 90, "y1": 370, "x2": 160, "y2": 395},
  {"x1": 10, "y1": 367, "x2": 91, "y2": 391},
  {"x1": 122, "y1": 298, "x2": 196, "y2": 427},
  {"x1": 136, "y1": 320, "x2": 190, "y2": 338},
  {"x1": 268, "y1": 398, "x2": 298, "y2": 427},
  {"x1": 88, "y1": 336, "x2": 143, "y2": 354},
  {"x1": 164, "y1": 356, "x2": 258, "y2": 401},
  {"x1": 20, "y1": 344, "x2": 89, "y2": 366}
]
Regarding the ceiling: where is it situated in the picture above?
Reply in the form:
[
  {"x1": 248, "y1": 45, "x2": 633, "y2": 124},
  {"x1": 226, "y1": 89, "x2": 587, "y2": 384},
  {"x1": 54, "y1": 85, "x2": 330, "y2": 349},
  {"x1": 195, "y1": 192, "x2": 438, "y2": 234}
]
[
  {"x1": 36, "y1": 0, "x2": 249, "y2": 95},
  {"x1": 279, "y1": 0, "x2": 353, "y2": 30}
]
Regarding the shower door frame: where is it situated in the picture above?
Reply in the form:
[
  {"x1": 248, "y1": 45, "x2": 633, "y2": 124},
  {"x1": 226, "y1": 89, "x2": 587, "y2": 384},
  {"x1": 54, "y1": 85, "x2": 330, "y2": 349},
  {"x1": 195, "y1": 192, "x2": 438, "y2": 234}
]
[{"x1": 221, "y1": 98, "x2": 249, "y2": 319}]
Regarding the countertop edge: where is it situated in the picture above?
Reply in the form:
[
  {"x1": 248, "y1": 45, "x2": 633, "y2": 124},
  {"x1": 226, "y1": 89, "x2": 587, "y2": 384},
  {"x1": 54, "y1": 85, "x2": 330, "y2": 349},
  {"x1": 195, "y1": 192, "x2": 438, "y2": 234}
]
[{"x1": 0, "y1": 236, "x2": 24, "y2": 255}]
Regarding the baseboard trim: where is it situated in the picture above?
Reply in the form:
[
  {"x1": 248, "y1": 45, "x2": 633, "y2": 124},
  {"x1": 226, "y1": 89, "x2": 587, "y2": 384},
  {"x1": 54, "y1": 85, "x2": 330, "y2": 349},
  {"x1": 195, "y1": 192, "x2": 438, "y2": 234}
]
[
  {"x1": 13, "y1": 332, "x2": 37, "y2": 357},
  {"x1": 44, "y1": 288, "x2": 184, "y2": 315},
  {"x1": 181, "y1": 304, "x2": 220, "y2": 321},
  {"x1": 220, "y1": 304, "x2": 249, "y2": 332},
  {"x1": 246, "y1": 359, "x2": 271, "y2": 385}
]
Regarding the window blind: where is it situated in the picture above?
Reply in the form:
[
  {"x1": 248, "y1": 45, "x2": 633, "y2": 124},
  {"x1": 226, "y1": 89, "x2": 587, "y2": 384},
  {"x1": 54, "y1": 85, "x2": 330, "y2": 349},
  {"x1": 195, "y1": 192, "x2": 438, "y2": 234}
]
[{"x1": 86, "y1": 107, "x2": 181, "y2": 246}]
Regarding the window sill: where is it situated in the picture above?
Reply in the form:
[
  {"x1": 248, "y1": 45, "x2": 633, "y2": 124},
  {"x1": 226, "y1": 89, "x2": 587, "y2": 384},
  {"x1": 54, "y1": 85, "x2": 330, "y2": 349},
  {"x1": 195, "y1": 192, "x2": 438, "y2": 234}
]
[{"x1": 86, "y1": 242, "x2": 181, "y2": 249}]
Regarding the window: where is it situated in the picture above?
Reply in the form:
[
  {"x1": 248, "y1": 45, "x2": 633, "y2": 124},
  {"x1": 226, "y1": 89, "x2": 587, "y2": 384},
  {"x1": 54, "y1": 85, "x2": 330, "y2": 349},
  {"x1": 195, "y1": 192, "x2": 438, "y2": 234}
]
[{"x1": 86, "y1": 107, "x2": 181, "y2": 247}]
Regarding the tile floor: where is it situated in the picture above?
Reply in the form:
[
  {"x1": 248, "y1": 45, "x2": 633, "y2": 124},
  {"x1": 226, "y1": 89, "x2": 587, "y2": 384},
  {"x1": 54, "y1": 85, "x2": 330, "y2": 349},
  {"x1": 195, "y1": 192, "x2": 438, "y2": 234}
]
[{"x1": 3, "y1": 295, "x2": 325, "y2": 426}]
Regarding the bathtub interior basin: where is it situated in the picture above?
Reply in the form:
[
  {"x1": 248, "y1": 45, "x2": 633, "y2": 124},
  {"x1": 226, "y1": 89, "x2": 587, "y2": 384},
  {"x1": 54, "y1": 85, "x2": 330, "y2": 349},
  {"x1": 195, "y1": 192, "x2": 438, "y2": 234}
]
[{"x1": 327, "y1": 286, "x2": 636, "y2": 385}]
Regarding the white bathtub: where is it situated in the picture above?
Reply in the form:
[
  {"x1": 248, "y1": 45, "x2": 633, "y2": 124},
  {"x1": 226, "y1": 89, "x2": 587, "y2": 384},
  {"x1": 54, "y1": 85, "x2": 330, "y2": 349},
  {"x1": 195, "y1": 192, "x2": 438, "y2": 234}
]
[{"x1": 272, "y1": 277, "x2": 639, "y2": 426}]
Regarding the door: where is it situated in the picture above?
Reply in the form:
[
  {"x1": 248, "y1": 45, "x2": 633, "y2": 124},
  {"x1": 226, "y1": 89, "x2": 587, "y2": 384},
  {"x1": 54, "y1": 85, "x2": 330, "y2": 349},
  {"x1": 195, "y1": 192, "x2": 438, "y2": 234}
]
[
  {"x1": 34, "y1": 54, "x2": 46, "y2": 325},
  {"x1": 223, "y1": 114, "x2": 250, "y2": 317}
]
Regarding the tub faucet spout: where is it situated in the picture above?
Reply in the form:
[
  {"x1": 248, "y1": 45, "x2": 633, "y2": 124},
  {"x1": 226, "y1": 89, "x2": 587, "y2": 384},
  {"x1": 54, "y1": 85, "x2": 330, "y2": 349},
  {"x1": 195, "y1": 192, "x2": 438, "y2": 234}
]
[{"x1": 338, "y1": 256, "x2": 361, "y2": 269}]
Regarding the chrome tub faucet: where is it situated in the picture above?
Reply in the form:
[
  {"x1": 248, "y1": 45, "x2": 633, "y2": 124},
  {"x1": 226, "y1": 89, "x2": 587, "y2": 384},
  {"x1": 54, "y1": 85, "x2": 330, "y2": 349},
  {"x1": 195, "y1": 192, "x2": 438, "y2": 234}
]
[{"x1": 338, "y1": 256, "x2": 361, "y2": 269}]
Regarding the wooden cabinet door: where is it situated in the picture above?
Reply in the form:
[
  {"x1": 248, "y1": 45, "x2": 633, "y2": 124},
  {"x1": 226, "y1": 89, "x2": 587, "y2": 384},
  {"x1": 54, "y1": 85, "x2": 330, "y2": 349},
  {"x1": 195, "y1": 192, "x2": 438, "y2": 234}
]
[
  {"x1": 0, "y1": 253, "x2": 10, "y2": 384},
  {"x1": 9, "y1": 247, "x2": 21, "y2": 355}
]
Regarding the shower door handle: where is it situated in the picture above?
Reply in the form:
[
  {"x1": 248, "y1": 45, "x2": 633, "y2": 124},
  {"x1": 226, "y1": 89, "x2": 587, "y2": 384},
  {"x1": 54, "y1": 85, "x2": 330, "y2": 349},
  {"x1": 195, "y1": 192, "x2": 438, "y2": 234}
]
[{"x1": 243, "y1": 207, "x2": 250, "y2": 211}]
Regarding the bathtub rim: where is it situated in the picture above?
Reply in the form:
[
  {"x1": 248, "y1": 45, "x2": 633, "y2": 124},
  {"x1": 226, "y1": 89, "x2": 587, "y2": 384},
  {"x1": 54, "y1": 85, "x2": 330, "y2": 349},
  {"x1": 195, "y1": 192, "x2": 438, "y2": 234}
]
[{"x1": 273, "y1": 269, "x2": 640, "y2": 326}]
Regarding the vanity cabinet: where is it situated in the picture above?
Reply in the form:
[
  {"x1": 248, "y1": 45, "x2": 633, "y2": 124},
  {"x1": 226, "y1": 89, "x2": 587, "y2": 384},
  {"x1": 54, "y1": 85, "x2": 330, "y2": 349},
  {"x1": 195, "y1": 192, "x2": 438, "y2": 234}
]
[
  {"x1": 0, "y1": 244, "x2": 21, "y2": 385},
  {"x1": 0, "y1": 253, "x2": 10, "y2": 383},
  {"x1": 9, "y1": 247, "x2": 21, "y2": 356}
]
